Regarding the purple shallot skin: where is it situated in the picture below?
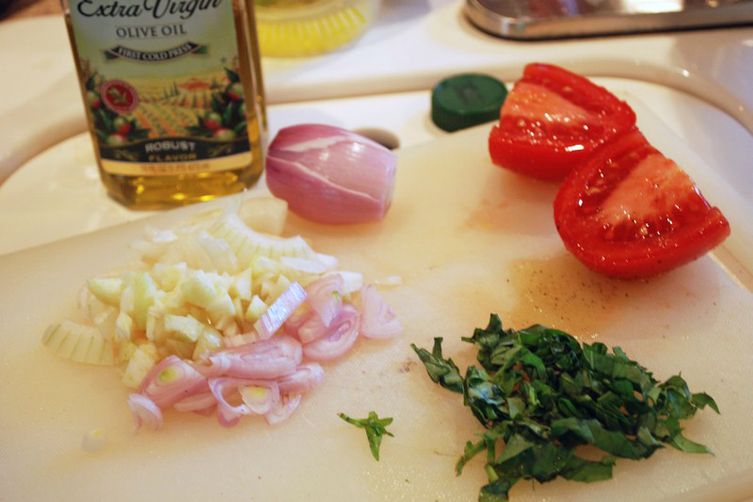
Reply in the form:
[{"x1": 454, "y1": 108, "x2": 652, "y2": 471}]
[{"x1": 266, "y1": 124, "x2": 397, "y2": 224}]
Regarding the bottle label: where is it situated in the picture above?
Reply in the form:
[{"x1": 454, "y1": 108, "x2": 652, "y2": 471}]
[{"x1": 69, "y1": 0, "x2": 253, "y2": 176}]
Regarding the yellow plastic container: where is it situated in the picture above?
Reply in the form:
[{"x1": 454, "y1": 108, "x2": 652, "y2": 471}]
[{"x1": 255, "y1": 0, "x2": 380, "y2": 57}]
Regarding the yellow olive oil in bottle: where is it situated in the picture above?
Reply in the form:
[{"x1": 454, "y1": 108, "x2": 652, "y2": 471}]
[{"x1": 62, "y1": 0, "x2": 266, "y2": 209}]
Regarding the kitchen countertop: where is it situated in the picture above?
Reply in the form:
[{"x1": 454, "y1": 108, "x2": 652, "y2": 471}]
[
  {"x1": 2, "y1": 5, "x2": 753, "y2": 500},
  {"x1": 0, "y1": 0, "x2": 61, "y2": 19}
]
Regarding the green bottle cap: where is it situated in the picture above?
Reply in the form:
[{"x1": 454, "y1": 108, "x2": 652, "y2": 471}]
[{"x1": 431, "y1": 74, "x2": 508, "y2": 132}]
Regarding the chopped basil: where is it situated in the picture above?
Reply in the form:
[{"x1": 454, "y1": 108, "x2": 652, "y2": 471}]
[
  {"x1": 338, "y1": 411, "x2": 394, "y2": 461},
  {"x1": 412, "y1": 314, "x2": 718, "y2": 501}
]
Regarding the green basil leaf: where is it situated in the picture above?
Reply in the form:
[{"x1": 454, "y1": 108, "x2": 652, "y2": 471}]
[
  {"x1": 560, "y1": 455, "x2": 615, "y2": 483},
  {"x1": 669, "y1": 432, "x2": 713, "y2": 454},
  {"x1": 691, "y1": 392, "x2": 720, "y2": 414},
  {"x1": 496, "y1": 434, "x2": 534, "y2": 463},
  {"x1": 411, "y1": 338, "x2": 463, "y2": 393},
  {"x1": 479, "y1": 478, "x2": 515, "y2": 502},
  {"x1": 412, "y1": 315, "x2": 717, "y2": 501},
  {"x1": 338, "y1": 411, "x2": 394, "y2": 461}
]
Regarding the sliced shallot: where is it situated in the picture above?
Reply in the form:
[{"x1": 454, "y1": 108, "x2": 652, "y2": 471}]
[
  {"x1": 265, "y1": 394, "x2": 303, "y2": 425},
  {"x1": 277, "y1": 363, "x2": 325, "y2": 395},
  {"x1": 173, "y1": 390, "x2": 215, "y2": 413},
  {"x1": 209, "y1": 377, "x2": 281, "y2": 427},
  {"x1": 209, "y1": 378, "x2": 245, "y2": 427},
  {"x1": 240, "y1": 383, "x2": 281, "y2": 415},
  {"x1": 297, "y1": 313, "x2": 329, "y2": 344},
  {"x1": 138, "y1": 355, "x2": 207, "y2": 408},
  {"x1": 284, "y1": 306, "x2": 314, "y2": 336},
  {"x1": 359, "y1": 285, "x2": 403, "y2": 339},
  {"x1": 227, "y1": 334, "x2": 304, "y2": 362},
  {"x1": 303, "y1": 304, "x2": 360, "y2": 361},
  {"x1": 254, "y1": 282, "x2": 306, "y2": 339},
  {"x1": 306, "y1": 274, "x2": 344, "y2": 327},
  {"x1": 128, "y1": 393, "x2": 164, "y2": 431},
  {"x1": 204, "y1": 336, "x2": 302, "y2": 380}
]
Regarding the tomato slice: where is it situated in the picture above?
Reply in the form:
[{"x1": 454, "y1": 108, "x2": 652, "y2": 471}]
[
  {"x1": 554, "y1": 129, "x2": 730, "y2": 278},
  {"x1": 489, "y1": 63, "x2": 636, "y2": 181}
]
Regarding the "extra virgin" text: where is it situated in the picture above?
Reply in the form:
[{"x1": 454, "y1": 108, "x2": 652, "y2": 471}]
[{"x1": 76, "y1": 0, "x2": 223, "y2": 20}]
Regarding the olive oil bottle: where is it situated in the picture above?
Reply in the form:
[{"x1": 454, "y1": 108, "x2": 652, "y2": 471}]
[{"x1": 62, "y1": 0, "x2": 267, "y2": 209}]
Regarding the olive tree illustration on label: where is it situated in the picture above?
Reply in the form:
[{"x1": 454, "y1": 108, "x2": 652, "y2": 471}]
[
  {"x1": 88, "y1": 76, "x2": 150, "y2": 149},
  {"x1": 185, "y1": 68, "x2": 248, "y2": 154}
]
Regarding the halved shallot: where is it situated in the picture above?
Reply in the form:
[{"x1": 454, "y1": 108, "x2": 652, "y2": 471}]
[{"x1": 265, "y1": 124, "x2": 397, "y2": 224}]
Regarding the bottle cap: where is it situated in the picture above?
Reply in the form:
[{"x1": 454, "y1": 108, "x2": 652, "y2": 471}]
[{"x1": 431, "y1": 74, "x2": 508, "y2": 132}]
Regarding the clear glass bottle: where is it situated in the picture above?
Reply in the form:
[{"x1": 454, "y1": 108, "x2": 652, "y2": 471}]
[{"x1": 62, "y1": 0, "x2": 267, "y2": 209}]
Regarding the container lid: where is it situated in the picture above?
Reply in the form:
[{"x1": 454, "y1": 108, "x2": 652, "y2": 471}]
[
  {"x1": 464, "y1": 0, "x2": 753, "y2": 40},
  {"x1": 431, "y1": 74, "x2": 508, "y2": 132},
  {"x1": 255, "y1": 0, "x2": 381, "y2": 57}
]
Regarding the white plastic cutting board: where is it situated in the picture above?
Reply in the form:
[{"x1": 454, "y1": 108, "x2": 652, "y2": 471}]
[{"x1": 1, "y1": 123, "x2": 753, "y2": 501}]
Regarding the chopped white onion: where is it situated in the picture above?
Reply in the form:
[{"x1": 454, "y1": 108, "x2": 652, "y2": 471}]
[
  {"x1": 223, "y1": 333, "x2": 258, "y2": 348},
  {"x1": 146, "y1": 226, "x2": 179, "y2": 244},
  {"x1": 329, "y1": 271, "x2": 363, "y2": 295},
  {"x1": 81, "y1": 428, "x2": 108, "y2": 453},
  {"x1": 280, "y1": 256, "x2": 330, "y2": 275},
  {"x1": 315, "y1": 253, "x2": 339, "y2": 270},
  {"x1": 43, "y1": 188, "x2": 407, "y2": 431},
  {"x1": 209, "y1": 213, "x2": 316, "y2": 265},
  {"x1": 373, "y1": 275, "x2": 403, "y2": 287},
  {"x1": 237, "y1": 196, "x2": 288, "y2": 236}
]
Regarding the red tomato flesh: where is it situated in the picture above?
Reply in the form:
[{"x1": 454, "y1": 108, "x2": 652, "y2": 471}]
[
  {"x1": 554, "y1": 129, "x2": 730, "y2": 278},
  {"x1": 489, "y1": 63, "x2": 636, "y2": 181}
]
